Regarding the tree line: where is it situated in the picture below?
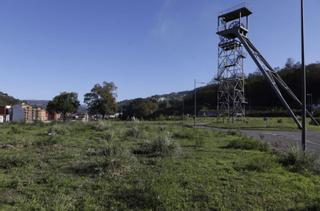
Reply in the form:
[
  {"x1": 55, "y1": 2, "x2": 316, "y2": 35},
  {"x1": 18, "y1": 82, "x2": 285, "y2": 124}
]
[
  {"x1": 47, "y1": 81, "x2": 117, "y2": 121},
  {"x1": 47, "y1": 59, "x2": 320, "y2": 120}
]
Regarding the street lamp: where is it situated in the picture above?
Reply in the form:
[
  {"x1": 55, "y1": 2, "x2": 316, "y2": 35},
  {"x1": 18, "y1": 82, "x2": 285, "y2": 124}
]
[
  {"x1": 194, "y1": 79, "x2": 206, "y2": 127},
  {"x1": 301, "y1": 0, "x2": 306, "y2": 152}
]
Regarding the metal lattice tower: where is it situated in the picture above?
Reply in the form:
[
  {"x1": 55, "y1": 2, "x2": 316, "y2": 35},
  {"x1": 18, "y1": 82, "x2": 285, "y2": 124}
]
[
  {"x1": 215, "y1": 5, "x2": 319, "y2": 128},
  {"x1": 216, "y1": 5, "x2": 251, "y2": 121}
]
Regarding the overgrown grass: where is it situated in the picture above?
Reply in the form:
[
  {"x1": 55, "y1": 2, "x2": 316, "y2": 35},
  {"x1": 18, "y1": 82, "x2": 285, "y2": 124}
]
[
  {"x1": 225, "y1": 137, "x2": 269, "y2": 152},
  {"x1": 278, "y1": 146, "x2": 320, "y2": 174},
  {"x1": 0, "y1": 121, "x2": 319, "y2": 210},
  {"x1": 133, "y1": 133, "x2": 179, "y2": 157}
]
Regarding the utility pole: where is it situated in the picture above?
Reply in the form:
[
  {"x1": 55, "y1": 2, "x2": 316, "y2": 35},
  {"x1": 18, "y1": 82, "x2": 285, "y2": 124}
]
[
  {"x1": 194, "y1": 79, "x2": 197, "y2": 127},
  {"x1": 301, "y1": 0, "x2": 306, "y2": 152},
  {"x1": 194, "y1": 79, "x2": 206, "y2": 127}
]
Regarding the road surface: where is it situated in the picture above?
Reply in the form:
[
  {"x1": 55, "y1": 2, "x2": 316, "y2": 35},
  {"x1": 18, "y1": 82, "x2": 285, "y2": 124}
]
[{"x1": 197, "y1": 125, "x2": 320, "y2": 154}]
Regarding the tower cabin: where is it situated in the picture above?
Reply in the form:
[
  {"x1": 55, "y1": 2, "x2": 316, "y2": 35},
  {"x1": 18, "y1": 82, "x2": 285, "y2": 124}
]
[{"x1": 217, "y1": 6, "x2": 252, "y2": 41}]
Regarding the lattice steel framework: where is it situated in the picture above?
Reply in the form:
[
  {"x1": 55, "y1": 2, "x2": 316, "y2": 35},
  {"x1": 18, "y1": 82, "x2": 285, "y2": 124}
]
[
  {"x1": 216, "y1": 5, "x2": 250, "y2": 121},
  {"x1": 216, "y1": 5, "x2": 319, "y2": 128}
]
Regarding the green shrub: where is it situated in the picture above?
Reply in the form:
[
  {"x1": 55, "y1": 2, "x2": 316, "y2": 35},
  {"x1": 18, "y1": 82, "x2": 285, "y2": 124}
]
[
  {"x1": 277, "y1": 119, "x2": 283, "y2": 124},
  {"x1": 225, "y1": 138, "x2": 269, "y2": 152},
  {"x1": 133, "y1": 134, "x2": 179, "y2": 157},
  {"x1": 278, "y1": 147, "x2": 320, "y2": 174}
]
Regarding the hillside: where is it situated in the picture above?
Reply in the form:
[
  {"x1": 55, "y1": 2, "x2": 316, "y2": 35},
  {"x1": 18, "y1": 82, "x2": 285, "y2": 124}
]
[
  {"x1": 0, "y1": 91, "x2": 19, "y2": 106},
  {"x1": 119, "y1": 61, "x2": 320, "y2": 119}
]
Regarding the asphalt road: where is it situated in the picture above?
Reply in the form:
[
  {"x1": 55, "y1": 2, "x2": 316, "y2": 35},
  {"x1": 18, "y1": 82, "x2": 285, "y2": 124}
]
[
  {"x1": 240, "y1": 130, "x2": 320, "y2": 153},
  {"x1": 197, "y1": 124, "x2": 320, "y2": 154}
]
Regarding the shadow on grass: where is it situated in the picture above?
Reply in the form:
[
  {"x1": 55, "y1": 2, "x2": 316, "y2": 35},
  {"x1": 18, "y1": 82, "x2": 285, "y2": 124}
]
[
  {"x1": 112, "y1": 180, "x2": 164, "y2": 210},
  {"x1": 223, "y1": 138, "x2": 269, "y2": 152}
]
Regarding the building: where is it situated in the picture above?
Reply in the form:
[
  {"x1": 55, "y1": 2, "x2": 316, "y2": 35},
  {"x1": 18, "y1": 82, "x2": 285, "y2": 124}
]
[
  {"x1": 22, "y1": 103, "x2": 34, "y2": 122},
  {"x1": 48, "y1": 112, "x2": 60, "y2": 121},
  {"x1": 0, "y1": 106, "x2": 11, "y2": 123},
  {"x1": 11, "y1": 103, "x2": 60, "y2": 123},
  {"x1": 33, "y1": 107, "x2": 48, "y2": 122},
  {"x1": 11, "y1": 104, "x2": 25, "y2": 122}
]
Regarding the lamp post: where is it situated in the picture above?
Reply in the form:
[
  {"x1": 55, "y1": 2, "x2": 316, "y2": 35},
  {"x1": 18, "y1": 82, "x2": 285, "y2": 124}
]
[
  {"x1": 194, "y1": 79, "x2": 206, "y2": 127},
  {"x1": 301, "y1": 0, "x2": 306, "y2": 152}
]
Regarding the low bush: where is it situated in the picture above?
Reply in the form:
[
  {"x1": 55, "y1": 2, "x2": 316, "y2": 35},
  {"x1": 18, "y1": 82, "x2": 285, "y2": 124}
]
[
  {"x1": 225, "y1": 138, "x2": 269, "y2": 152},
  {"x1": 133, "y1": 134, "x2": 179, "y2": 157},
  {"x1": 277, "y1": 147, "x2": 320, "y2": 174}
]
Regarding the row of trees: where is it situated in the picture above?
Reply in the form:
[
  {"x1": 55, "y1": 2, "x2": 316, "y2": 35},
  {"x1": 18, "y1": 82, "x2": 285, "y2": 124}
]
[{"x1": 47, "y1": 81, "x2": 117, "y2": 121}]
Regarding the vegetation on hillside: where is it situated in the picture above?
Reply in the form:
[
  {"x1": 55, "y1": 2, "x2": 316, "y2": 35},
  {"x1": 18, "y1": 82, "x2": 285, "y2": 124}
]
[
  {"x1": 120, "y1": 59, "x2": 320, "y2": 119},
  {"x1": 0, "y1": 92, "x2": 19, "y2": 106}
]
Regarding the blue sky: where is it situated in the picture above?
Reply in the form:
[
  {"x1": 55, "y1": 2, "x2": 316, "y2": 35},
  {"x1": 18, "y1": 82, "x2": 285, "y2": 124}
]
[{"x1": 0, "y1": 0, "x2": 319, "y2": 101}]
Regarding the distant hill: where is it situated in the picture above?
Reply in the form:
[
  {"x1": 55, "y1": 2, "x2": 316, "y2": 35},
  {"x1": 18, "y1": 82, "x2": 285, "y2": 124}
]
[
  {"x1": 118, "y1": 90, "x2": 192, "y2": 108},
  {"x1": 0, "y1": 92, "x2": 19, "y2": 106},
  {"x1": 24, "y1": 100, "x2": 50, "y2": 109}
]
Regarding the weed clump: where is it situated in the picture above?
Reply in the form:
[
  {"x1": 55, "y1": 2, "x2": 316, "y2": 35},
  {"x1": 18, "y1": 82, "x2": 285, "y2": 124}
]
[
  {"x1": 277, "y1": 147, "x2": 320, "y2": 174},
  {"x1": 133, "y1": 134, "x2": 179, "y2": 157},
  {"x1": 225, "y1": 138, "x2": 269, "y2": 152},
  {"x1": 125, "y1": 127, "x2": 144, "y2": 139},
  {"x1": 48, "y1": 124, "x2": 70, "y2": 136}
]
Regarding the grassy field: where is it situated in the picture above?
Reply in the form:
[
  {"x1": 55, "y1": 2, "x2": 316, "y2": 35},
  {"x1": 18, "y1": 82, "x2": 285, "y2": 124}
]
[
  {"x1": 193, "y1": 117, "x2": 320, "y2": 131},
  {"x1": 0, "y1": 121, "x2": 320, "y2": 210}
]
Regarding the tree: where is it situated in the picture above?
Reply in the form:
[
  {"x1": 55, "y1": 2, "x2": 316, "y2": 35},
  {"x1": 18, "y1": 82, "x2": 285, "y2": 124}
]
[
  {"x1": 47, "y1": 92, "x2": 80, "y2": 121},
  {"x1": 122, "y1": 98, "x2": 158, "y2": 119},
  {"x1": 84, "y1": 82, "x2": 117, "y2": 118},
  {"x1": 285, "y1": 58, "x2": 295, "y2": 69}
]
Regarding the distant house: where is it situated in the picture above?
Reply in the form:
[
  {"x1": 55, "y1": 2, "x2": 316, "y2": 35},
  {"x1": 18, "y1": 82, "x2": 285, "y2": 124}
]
[{"x1": 0, "y1": 105, "x2": 11, "y2": 123}]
